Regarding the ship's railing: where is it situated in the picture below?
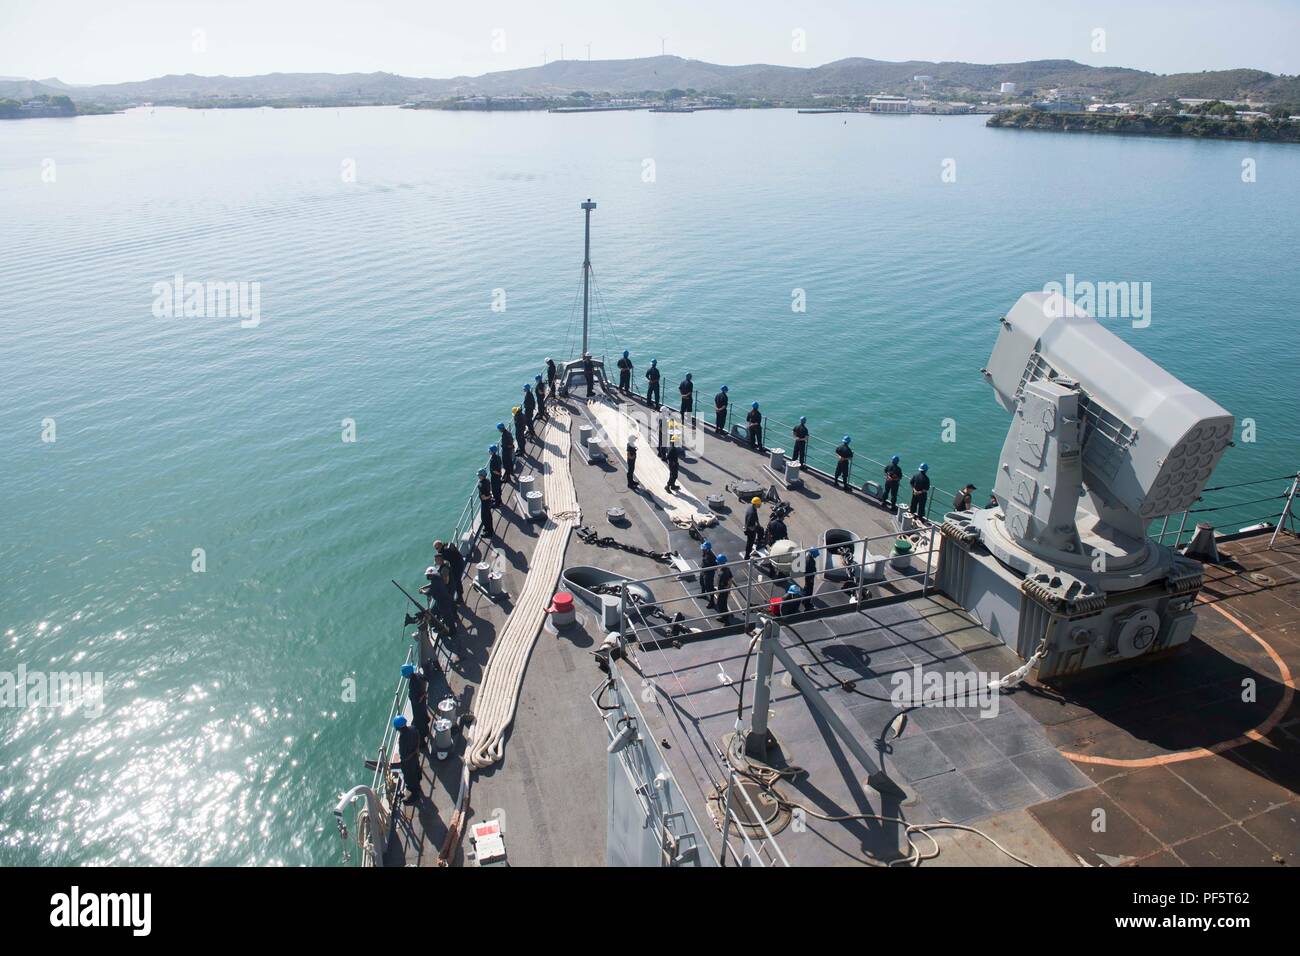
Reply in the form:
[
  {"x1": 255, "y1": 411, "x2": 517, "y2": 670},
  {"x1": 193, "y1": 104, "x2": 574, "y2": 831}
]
[
  {"x1": 1148, "y1": 471, "x2": 1299, "y2": 549},
  {"x1": 615, "y1": 525, "x2": 940, "y2": 645},
  {"x1": 364, "y1": 641, "x2": 417, "y2": 826}
]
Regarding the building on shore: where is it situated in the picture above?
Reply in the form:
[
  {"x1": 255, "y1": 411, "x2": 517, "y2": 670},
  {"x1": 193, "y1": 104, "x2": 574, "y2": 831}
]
[{"x1": 868, "y1": 95, "x2": 910, "y2": 113}]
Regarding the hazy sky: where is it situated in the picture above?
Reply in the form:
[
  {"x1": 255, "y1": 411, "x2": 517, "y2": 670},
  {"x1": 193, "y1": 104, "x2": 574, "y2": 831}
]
[{"x1": 2, "y1": 0, "x2": 1296, "y2": 85}]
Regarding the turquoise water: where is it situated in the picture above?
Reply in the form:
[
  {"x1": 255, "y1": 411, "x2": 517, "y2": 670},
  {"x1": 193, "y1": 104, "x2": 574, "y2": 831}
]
[{"x1": 1, "y1": 106, "x2": 1296, "y2": 865}]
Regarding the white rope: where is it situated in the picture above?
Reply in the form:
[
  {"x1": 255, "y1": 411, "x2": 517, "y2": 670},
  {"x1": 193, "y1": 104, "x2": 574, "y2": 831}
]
[
  {"x1": 465, "y1": 410, "x2": 581, "y2": 770},
  {"x1": 586, "y1": 399, "x2": 717, "y2": 528}
]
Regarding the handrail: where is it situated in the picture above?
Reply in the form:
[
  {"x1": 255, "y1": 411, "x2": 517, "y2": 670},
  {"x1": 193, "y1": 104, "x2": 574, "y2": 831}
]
[{"x1": 1149, "y1": 471, "x2": 1298, "y2": 549}]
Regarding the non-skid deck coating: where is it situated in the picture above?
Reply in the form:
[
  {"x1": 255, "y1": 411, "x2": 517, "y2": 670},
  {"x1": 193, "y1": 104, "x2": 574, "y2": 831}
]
[{"x1": 383, "y1": 388, "x2": 1299, "y2": 866}]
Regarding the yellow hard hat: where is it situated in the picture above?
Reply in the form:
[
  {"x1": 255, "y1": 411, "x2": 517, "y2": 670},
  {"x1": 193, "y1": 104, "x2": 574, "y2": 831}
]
[
  {"x1": 751, "y1": 496, "x2": 762, "y2": 505},
  {"x1": 512, "y1": 406, "x2": 521, "y2": 414}
]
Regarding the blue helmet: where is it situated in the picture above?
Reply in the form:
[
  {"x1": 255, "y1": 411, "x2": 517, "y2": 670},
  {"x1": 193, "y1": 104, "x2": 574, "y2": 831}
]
[
  {"x1": 392, "y1": 715, "x2": 407, "y2": 729},
  {"x1": 524, "y1": 384, "x2": 531, "y2": 390},
  {"x1": 808, "y1": 547, "x2": 821, "y2": 558},
  {"x1": 920, "y1": 463, "x2": 929, "y2": 472},
  {"x1": 535, "y1": 374, "x2": 542, "y2": 382},
  {"x1": 478, "y1": 467, "x2": 487, "y2": 477},
  {"x1": 799, "y1": 415, "x2": 806, "y2": 423},
  {"x1": 651, "y1": 358, "x2": 658, "y2": 365},
  {"x1": 623, "y1": 350, "x2": 629, "y2": 358},
  {"x1": 720, "y1": 385, "x2": 728, "y2": 392},
  {"x1": 716, "y1": 554, "x2": 728, "y2": 564},
  {"x1": 701, "y1": 540, "x2": 713, "y2": 551},
  {"x1": 842, "y1": 435, "x2": 851, "y2": 444},
  {"x1": 787, "y1": 584, "x2": 802, "y2": 596},
  {"x1": 685, "y1": 372, "x2": 692, "y2": 380},
  {"x1": 400, "y1": 664, "x2": 415, "y2": 677},
  {"x1": 489, "y1": 444, "x2": 498, "y2": 453},
  {"x1": 891, "y1": 454, "x2": 900, "y2": 464},
  {"x1": 751, "y1": 402, "x2": 759, "y2": 409},
  {"x1": 496, "y1": 422, "x2": 505, "y2": 430}
]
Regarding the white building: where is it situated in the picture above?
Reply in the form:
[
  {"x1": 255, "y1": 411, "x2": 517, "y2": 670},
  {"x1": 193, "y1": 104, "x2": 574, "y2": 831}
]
[
  {"x1": 869, "y1": 95, "x2": 910, "y2": 113},
  {"x1": 1000, "y1": 82, "x2": 1017, "y2": 94}
]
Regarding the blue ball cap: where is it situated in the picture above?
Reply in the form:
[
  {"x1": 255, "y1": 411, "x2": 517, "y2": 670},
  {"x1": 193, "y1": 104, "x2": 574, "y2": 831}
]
[
  {"x1": 400, "y1": 664, "x2": 415, "y2": 677},
  {"x1": 392, "y1": 715, "x2": 407, "y2": 730},
  {"x1": 920, "y1": 462, "x2": 929, "y2": 471}
]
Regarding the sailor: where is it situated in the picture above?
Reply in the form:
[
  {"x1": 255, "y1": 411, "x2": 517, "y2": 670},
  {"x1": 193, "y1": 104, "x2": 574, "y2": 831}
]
[
  {"x1": 496, "y1": 423, "x2": 515, "y2": 481},
  {"x1": 393, "y1": 715, "x2": 423, "y2": 805},
  {"x1": 582, "y1": 352, "x2": 596, "y2": 398},
  {"x1": 512, "y1": 405, "x2": 527, "y2": 452},
  {"x1": 699, "y1": 540, "x2": 718, "y2": 608},
  {"x1": 714, "y1": 385, "x2": 729, "y2": 435},
  {"x1": 797, "y1": 547, "x2": 820, "y2": 611},
  {"x1": 403, "y1": 663, "x2": 432, "y2": 749},
  {"x1": 746, "y1": 402, "x2": 763, "y2": 450},
  {"x1": 534, "y1": 375, "x2": 548, "y2": 421},
  {"x1": 953, "y1": 483, "x2": 976, "y2": 511},
  {"x1": 626, "y1": 434, "x2": 638, "y2": 490},
  {"x1": 655, "y1": 412, "x2": 666, "y2": 460},
  {"x1": 477, "y1": 467, "x2": 495, "y2": 538},
  {"x1": 714, "y1": 554, "x2": 734, "y2": 624},
  {"x1": 985, "y1": 493, "x2": 999, "y2": 510},
  {"x1": 617, "y1": 350, "x2": 633, "y2": 393},
  {"x1": 434, "y1": 539, "x2": 466, "y2": 605},
  {"x1": 424, "y1": 563, "x2": 457, "y2": 635},
  {"x1": 522, "y1": 384, "x2": 537, "y2": 434},
  {"x1": 488, "y1": 444, "x2": 504, "y2": 506},
  {"x1": 664, "y1": 436, "x2": 682, "y2": 493},
  {"x1": 545, "y1": 356, "x2": 558, "y2": 395},
  {"x1": 792, "y1": 416, "x2": 809, "y2": 465},
  {"x1": 883, "y1": 455, "x2": 903, "y2": 511},
  {"x1": 834, "y1": 435, "x2": 854, "y2": 489},
  {"x1": 678, "y1": 373, "x2": 694, "y2": 420},
  {"x1": 909, "y1": 463, "x2": 931, "y2": 517},
  {"x1": 744, "y1": 496, "x2": 763, "y2": 558},
  {"x1": 781, "y1": 584, "x2": 803, "y2": 617},
  {"x1": 765, "y1": 511, "x2": 788, "y2": 547},
  {"x1": 645, "y1": 359, "x2": 661, "y2": 408}
]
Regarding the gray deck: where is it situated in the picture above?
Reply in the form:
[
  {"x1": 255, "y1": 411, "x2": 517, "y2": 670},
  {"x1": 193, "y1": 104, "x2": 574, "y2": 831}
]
[{"x1": 380, "y1": 386, "x2": 1300, "y2": 868}]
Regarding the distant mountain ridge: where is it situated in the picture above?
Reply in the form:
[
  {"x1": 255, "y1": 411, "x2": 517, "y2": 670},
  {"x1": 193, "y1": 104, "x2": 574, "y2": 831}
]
[{"x1": 4, "y1": 56, "x2": 1298, "y2": 105}]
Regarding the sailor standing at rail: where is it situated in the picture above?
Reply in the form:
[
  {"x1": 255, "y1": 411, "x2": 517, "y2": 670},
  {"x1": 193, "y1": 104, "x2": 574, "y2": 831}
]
[
  {"x1": 423, "y1": 563, "x2": 457, "y2": 635},
  {"x1": 393, "y1": 715, "x2": 423, "y2": 806},
  {"x1": 746, "y1": 402, "x2": 763, "y2": 450},
  {"x1": 792, "y1": 416, "x2": 809, "y2": 465},
  {"x1": 909, "y1": 463, "x2": 931, "y2": 517},
  {"x1": 714, "y1": 385, "x2": 729, "y2": 436},
  {"x1": 834, "y1": 435, "x2": 854, "y2": 489},
  {"x1": 583, "y1": 352, "x2": 596, "y2": 398},
  {"x1": 512, "y1": 405, "x2": 527, "y2": 454},
  {"x1": 477, "y1": 467, "x2": 495, "y2": 538},
  {"x1": 402, "y1": 663, "x2": 431, "y2": 750},
  {"x1": 617, "y1": 350, "x2": 633, "y2": 393},
  {"x1": 699, "y1": 540, "x2": 718, "y2": 608},
  {"x1": 534, "y1": 375, "x2": 548, "y2": 422},
  {"x1": 488, "y1": 444, "x2": 504, "y2": 507},
  {"x1": 645, "y1": 359, "x2": 661, "y2": 408},
  {"x1": 626, "y1": 434, "x2": 638, "y2": 489},
  {"x1": 496, "y1": 423, "x2": 515, "y2": 481},
  {"x1": 545, "y1": 357, "x2": 558, "y2": 396},
  {"x1": 665, "y1": 436, "x2": 682, "y2": 493},
  {"x1": 714, "y1": 555, "x2": 734, "y2": 624},
  {"x1": 883, "y1": 455, "x2": 903, "y2": 511},
  {"x1": 744, "y1": 496, "x2": 763, "y2": 558},
  {"x1": 678, "y1": 373, "x2": 694, "y2": 423},
  {"x1": 953, "y1": 483, "x2": 976, "y2": 511},
  {"x1": 434, "y1": 538, "x2": 466, "y2": 605},
  {"x1": 522, "y1": 383, "x2": 537, "y2": 435}
]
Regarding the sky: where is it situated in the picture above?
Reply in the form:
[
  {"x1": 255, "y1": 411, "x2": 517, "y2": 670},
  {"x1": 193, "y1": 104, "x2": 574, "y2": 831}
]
[{"x1": 1, "y1": 0, "x2": 1296, "y2": 86}]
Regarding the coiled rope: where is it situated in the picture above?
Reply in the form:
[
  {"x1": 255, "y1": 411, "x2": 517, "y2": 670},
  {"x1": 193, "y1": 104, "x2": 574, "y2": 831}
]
[{"x1": 464, "y1": 409, "x2": 581, "y2": 770}]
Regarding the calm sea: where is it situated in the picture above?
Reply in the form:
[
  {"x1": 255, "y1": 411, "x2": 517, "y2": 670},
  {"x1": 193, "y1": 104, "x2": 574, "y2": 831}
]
[{"x1": 1, "y1": 105, "x2": 1296, "y2": 864}]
